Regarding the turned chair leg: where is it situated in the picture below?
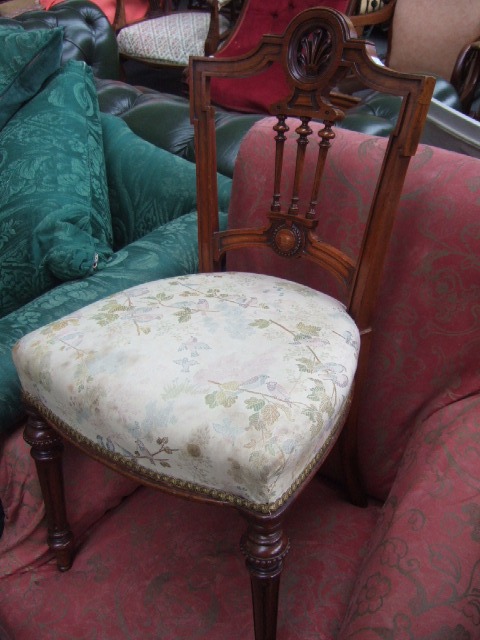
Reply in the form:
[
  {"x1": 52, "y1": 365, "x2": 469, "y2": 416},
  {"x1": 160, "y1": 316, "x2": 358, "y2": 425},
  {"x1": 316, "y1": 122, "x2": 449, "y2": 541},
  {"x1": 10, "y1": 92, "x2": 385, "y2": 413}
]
[
  {"x1": 240, "y1": 511, "x2": 290, "y2": 640},
  {"x1": 23, "y1": 407, "x2": 74, "y2": 571}
]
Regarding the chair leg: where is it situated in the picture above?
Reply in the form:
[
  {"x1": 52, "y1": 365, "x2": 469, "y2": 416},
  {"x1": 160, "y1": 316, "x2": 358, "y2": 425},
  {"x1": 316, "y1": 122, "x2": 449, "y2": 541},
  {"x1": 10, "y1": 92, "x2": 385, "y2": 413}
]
[
  {"x1": 240, "y1": 510, "x2": 290, "y2": 640},
  {"x1": 23, "y1": 407, "x2": 74, "y2": 572}
]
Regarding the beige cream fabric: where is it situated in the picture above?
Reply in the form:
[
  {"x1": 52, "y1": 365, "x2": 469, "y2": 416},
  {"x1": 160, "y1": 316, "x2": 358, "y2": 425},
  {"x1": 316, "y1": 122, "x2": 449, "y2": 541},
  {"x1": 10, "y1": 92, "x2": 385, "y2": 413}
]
[
  {"x1": 14, "y1": 272, "x2": 359, "y2": 511},
  {"x1": 117, "y1": 11, "x2": 229, "y2": 65},
  {"x1": 389, "y1": 0, "x2": 480, "y2": 81}
]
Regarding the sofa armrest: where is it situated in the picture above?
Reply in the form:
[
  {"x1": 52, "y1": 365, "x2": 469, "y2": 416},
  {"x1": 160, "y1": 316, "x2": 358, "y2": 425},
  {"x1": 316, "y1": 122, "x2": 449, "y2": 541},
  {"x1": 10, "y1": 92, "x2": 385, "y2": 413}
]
[
  {"x1": 0, "y1": 0, "x2": 120, "y2": 79},
  {"x1": 340, "y1": 395, "x2": 480, "y2": 637},
  {"x1": 100, "y1": 113, "x2": 232, "y2": 249},
  {"x1": 96, "y1": 79, "x2": 264, "y2": 179}
]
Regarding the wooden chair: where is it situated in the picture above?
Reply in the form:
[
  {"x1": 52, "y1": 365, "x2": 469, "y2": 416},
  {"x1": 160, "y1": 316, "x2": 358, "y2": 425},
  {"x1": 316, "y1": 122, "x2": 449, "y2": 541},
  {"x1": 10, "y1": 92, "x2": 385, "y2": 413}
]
[
  {"x1": 14, "y1": 8, "x2": 434, "y2": 639},
  {"x1": 351, "y1": 0, "x2": 480, "y2": 117},
  {"x1": 115, "y1": 0, "x2": 240, "y2": 68}
]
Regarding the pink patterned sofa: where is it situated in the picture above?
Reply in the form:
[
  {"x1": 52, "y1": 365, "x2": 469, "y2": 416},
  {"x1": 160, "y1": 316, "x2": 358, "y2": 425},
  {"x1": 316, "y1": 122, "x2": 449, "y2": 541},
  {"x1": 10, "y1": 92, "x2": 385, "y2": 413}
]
[{"x1": 1, "y1": 120, "x2": 479, "y2": 639}]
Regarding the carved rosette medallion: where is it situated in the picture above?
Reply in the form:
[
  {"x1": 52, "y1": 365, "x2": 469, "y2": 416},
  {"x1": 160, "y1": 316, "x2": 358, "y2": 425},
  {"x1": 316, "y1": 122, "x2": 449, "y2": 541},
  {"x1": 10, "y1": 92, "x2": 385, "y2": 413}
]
[{"x1": 272, "y1": 223, "x2": 304, "y2": 257}]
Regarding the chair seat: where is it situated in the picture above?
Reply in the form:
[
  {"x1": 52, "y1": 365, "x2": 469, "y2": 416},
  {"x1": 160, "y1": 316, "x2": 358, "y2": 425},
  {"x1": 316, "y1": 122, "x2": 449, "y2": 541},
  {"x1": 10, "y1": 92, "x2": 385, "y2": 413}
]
[
  {"x1": 13, "y1": 272, "x2": 359, "y2": 511},
  {"x1": 117, "y1": 12, "x2": 230, "y2": 65}
]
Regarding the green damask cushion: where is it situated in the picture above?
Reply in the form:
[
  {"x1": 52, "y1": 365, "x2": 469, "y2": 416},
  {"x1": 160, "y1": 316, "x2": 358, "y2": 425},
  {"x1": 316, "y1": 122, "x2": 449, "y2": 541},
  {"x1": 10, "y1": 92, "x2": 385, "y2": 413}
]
[
  {"x1": 100, "y1": 113, "x2": 232, "y2": 250},
  {"x1": 0, "y1": 59, "x2": 113, "y2": 319},
  {"x1": 0, "y1": 26, "x2": 63, "y2": 130}
]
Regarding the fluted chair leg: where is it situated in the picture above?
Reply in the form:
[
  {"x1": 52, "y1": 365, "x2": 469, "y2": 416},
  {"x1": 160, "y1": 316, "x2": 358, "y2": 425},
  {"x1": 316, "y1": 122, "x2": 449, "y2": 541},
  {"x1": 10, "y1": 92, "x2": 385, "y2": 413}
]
[
  {"x1": 240, "y1": 510, "x2": 290, "y2": 640},
  {"x1": 23, "y1": 408, "x2": 74, "y2": 571}
]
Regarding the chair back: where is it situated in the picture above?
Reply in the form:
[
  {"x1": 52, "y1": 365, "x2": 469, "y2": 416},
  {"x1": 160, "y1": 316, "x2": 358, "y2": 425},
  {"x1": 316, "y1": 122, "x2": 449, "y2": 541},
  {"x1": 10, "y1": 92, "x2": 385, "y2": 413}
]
[
  {"x1": 209, "y1": 0, "x2": 357, "y2": 112},
  {"x1": 190, "y1": 7, "x2": 434, "y2": 501},
  {"x1": 190, "y1": 7, "x2": 434, "y2": 334}
]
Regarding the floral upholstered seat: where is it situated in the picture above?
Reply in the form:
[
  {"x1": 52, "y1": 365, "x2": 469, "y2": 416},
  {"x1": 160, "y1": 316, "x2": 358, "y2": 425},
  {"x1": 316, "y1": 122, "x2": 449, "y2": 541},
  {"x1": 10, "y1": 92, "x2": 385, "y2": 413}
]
[{"x1": 14, "y1": 272, "x2": 358, "y2": 510}]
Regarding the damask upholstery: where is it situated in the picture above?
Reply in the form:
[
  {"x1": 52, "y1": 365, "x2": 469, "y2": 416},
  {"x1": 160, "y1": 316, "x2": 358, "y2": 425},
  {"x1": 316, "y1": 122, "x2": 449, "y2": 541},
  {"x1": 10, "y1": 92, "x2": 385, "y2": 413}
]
[
  {"x1": 0, "y1": 212, "x2": 224, "y2": 434},
  {"x1": 229, "y1": 120, "x2": 480, "y2": 502},
  {"x1": 0, "y1": 59, "x2": 113, "y2": 318},
  {"x1": 101, "y1": 112, "x2": 232, "y2": 248},
  {"x1": 228, "y1": 120, "x2": 480, "y2": 636},
  {"x1": 0, "y1": 12, "x2": 232, "y2": 435},
  {"x1": 0, "y1": 25, "x2": 62, "y2": 128}
]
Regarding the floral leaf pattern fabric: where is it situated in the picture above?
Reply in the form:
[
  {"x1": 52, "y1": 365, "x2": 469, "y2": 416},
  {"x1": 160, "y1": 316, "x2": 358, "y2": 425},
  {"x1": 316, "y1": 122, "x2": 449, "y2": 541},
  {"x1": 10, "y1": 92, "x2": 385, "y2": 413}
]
[
  {"x1": 100, "y1": 113, "x2": 232, "y2": 250},
  {"x1": 13, "y1": 272, "x2": 359, "y2": 509},
  {"x1": 0, "y1": 26, "x2": 63, "y2": 129},
  {"x1": 0, "y1": 60, "x2": 112, "y2": 318}
]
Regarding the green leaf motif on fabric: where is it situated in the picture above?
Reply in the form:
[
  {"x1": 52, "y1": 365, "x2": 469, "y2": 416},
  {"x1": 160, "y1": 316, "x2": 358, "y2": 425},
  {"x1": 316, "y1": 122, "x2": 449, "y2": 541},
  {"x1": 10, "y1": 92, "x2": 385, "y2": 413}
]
[
  {"x1": 152, "y1": 292, "x2": 174, "y2": 303},
  {"x1": 250, "y1": 319, "x2": 271, "y2": 329},
  {"x1": 175, "y1": 308, "x2": 193, "y2": 324},
  {"x1": 92, "y1": 300, "x2": 132, "y2": 325},
  {"x1": 296, "y1": 357, "x2": 318, "y2": 373},
  {"x1": 249, "y1": 402, "x2": 281, "y2": 432},
  {"x1": 206, "y1": 382, "x2": 239, "y2": 409},
  {"x1": 245, "y1": 397, "x2": 265, "y2": 412},
  {"x1": 295, "y1": 322, "x2": 323, "y2": 340}
]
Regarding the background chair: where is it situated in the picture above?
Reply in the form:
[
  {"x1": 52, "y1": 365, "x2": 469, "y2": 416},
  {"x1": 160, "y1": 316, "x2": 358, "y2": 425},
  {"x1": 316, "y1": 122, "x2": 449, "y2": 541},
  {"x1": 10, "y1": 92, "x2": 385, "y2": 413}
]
[
  {"x1": 208, "y1": 0, "x2": 359, "y2": 113},
  {"x1": 14, "y1": 8, "x2": 434, "y2": 640},
  {"x1": 351, "y1": 0, "x2": 480, "y2": 118},
  {"x1": 115, "y1": 0, "x2": 240, "y2": 68}
]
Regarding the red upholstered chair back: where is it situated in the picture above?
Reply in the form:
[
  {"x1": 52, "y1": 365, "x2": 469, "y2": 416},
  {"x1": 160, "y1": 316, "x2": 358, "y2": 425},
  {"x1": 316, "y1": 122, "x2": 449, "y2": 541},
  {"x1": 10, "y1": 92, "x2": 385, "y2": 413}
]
[
  {"x1": 210, "y1": 0, "x2": 357, "y2": 112},
  {"x1": 227, "y1": 122, "x2": 480, "y2": 501}
]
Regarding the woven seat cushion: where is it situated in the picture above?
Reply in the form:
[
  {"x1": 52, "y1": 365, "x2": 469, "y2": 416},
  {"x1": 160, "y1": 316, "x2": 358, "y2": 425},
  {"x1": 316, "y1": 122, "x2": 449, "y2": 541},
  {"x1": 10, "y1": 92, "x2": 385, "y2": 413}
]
[
  {"x1": 117, "y1": 12, "x2": 229, "y2": 65},
  {"x1": 13, "y1": 272, "x2": 359, "y2": 511}
]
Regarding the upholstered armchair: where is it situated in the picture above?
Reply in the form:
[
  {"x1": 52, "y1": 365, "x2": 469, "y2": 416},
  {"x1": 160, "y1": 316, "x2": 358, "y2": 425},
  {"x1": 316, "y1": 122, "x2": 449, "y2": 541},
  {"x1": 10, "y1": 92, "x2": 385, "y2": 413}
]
[{"x1": 351, "y1": 0, "x2": 480, "y2": 118}]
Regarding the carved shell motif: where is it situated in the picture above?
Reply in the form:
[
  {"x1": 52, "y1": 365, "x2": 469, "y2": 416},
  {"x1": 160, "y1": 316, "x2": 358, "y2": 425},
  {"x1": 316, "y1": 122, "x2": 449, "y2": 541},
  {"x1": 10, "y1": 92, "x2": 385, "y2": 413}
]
[{"x1": 296, "y1": 26, "x2": 333, "y2": 79}]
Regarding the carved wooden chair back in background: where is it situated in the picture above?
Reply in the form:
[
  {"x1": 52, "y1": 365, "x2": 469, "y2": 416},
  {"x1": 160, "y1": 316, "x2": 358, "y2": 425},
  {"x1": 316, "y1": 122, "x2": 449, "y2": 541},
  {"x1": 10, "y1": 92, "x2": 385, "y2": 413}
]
[{"x1": 14, "y1": 8, "x2": 434, "y2": 640}]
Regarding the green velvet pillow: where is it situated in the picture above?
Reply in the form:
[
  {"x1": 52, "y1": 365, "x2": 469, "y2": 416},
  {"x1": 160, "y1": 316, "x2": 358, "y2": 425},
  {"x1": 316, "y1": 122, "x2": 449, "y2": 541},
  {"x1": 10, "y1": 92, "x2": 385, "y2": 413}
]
[
  {"x1": 0, "y1": 60, "x2": 113, "y2": 319},
  {"x1": 0, "y1": 25, "x2": 63, "y2": 130},
  {"x1": 100, "y1": 113, "x2": 232, "y2": 250}
]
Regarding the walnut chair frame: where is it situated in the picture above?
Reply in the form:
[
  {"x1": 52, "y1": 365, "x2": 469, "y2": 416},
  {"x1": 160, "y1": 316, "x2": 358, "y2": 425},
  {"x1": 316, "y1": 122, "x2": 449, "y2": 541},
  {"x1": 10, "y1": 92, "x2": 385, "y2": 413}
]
[{"x1": 19, "y1": 9, "x2": 434, "y2": 640}]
